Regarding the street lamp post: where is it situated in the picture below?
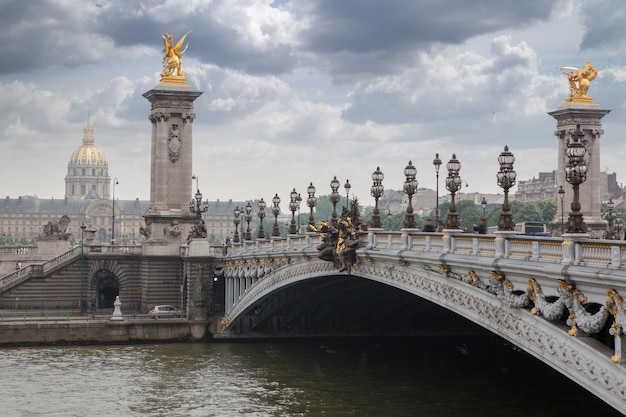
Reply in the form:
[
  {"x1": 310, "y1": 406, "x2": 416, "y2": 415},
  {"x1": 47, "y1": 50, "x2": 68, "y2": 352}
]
[
  {"x1": 289, "y1": 188, "x2": 298, "y2": 235},
  {"x1": 344, "y1": 179, "x2": 351, "y2": 208},
  {"x1": 433, "y1": 153, "x2": 442, "y2": 225},
  {"x1": 371, "y1": 167, "x2": 384, "y2": 228},
  {"x1": 496, "y1": 146, "x2": 517, "y2": 231},
  {"x1": 272, "y1": 194, "x2": 281, "y2": 237},
  {"x1": 330, "y1": 176, "x2": 341, "y2": 227},
  {"x1": 445, "y1": 154, "x2": 462, "y2": 229},
  {"x1": 306, "y1": 182, "x2": 317, "y2": 227},
  {"x1": 403, "y1": 161, "x2": 418, "y2": 229},
  {"x1": 111, "y1": 177, "x2": 119, "y2": 245},
  {"x1": 564, "y1": 124, "x2": 588, "y2": 234},
  {"x1": 233, "y1": 206, "x2": 241, "y2": 243},
  {"x1": 558, "y1": 185, "x2": 565, "y2": 235},
  {"x1": 257, "y1": 198, "x2": 267, "y2": 239},
  {"x1": 189, "y1": 187, "x2": 209, "y2": 220},
  {"x1": 481, "y1": 196, "x2": 487, "y2": 218},
  {"x1": 296, "y1": 193, "x2": 302, "y2": 233},
  {"x1": 80, "y1": 223, "x2": 86, "y2": 316},
  {"x1": 244, "y1": 201, "x2": 253, "y2": 241},
  {"x1": 190, "y1": 174, "x2": 208, "y2": 217}
]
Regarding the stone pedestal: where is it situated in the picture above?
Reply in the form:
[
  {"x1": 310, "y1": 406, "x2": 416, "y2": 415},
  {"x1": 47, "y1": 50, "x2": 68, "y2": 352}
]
[
  {"x1": 187, "y1": 239, "x2": 210, "y2": 256},
  {"x1": 36, "y1": 240, "x2": 71, "y2": 259},
  {"x1": 549, "y1": 102, "x2": 610, "y2": 238},
  {"x1": 141, "y1": 83, "x2": 203, "y2": 251}
]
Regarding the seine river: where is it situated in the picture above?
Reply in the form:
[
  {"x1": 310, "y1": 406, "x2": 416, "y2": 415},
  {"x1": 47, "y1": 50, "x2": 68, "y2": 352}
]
[{"x1": 1, "y1": 335, "x2": 621, "y2": 417}]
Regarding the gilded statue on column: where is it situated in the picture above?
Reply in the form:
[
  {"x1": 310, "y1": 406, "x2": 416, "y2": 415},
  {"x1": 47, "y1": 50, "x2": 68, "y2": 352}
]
[
  {"x1": 160, "y1": 31, "x2": 191, "y2": 84},
  {"x1": 559, "y1": 61, "x2": 598, "y2": 103}
]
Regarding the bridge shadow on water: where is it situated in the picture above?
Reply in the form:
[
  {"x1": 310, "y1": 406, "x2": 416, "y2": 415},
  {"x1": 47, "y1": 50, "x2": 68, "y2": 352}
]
[
  {"x1": 217, "y1": 334, "x2": 624, "y2": 416},
  {"x1": 239, "y1": 275, "x2": 482, "y2": 337}
]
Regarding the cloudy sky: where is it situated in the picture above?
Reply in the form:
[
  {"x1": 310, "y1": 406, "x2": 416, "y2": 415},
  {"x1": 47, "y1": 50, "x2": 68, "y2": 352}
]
[{"x1": 1, "y1": 0, "x2": 626, "y2": 211}]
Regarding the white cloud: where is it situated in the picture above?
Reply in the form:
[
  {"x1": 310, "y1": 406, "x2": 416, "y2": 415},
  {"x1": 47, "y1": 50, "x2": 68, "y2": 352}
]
[{"x1": 0, "y1": 0, "x2": 625, "y2": 210}]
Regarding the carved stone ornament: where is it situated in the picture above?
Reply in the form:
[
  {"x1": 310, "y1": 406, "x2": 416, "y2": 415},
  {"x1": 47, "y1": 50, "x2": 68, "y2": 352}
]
[{"x1": 168, "y1": 123, "x2": 182, "y2": 163}]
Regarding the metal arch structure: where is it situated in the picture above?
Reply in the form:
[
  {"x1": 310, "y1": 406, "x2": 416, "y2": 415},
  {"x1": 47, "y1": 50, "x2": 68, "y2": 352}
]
[{"x1": 221, "y1": 231, "x2": 626, "y2": 412}]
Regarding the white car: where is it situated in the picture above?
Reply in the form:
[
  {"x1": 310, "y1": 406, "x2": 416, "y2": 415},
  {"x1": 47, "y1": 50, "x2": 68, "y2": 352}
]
[{"x1": 148, "y1": 305, "x2": 184, "y2": 319}]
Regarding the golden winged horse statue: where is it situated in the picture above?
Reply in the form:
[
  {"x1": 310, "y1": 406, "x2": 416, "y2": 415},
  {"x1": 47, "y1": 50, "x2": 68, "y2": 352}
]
[{"x1": 161, "y1": 31, "x2": 191, "y2": 79}]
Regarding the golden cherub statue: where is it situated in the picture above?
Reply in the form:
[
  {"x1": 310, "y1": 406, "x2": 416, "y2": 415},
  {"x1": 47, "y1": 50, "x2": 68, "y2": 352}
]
[
  {"x1": 559, "y1": 61, "x2": 598, "y2": 103},
  {"x1": 160, "y1": 31, "x2": 191, "y2": 84}
]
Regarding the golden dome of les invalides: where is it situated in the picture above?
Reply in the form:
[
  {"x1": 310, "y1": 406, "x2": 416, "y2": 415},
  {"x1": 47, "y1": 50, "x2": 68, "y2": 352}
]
[{"x1": 69, "y1": 117, "x2": 108, "y2": 167}]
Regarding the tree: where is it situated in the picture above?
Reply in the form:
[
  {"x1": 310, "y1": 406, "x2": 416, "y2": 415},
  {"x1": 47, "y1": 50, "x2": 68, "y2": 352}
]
[{"x1": 440, "y1": 200, "x2": 558, "y2": 232}]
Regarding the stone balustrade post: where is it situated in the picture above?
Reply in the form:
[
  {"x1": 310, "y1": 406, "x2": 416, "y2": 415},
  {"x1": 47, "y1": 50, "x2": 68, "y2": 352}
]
[
  {"x1": 442, "y1": 229, "x2": 463, "y2": 253},
  {"x1": 367, "y1": 229, "x2": 382, "y2": 249},
  {"x1": 305, "y1": 231, "x2": 316, "y2": 248},
  {"x1": 611, "y1": 246, "x2": 621, "y2": 269},
  {"x1": 561, "y1": 234, "x2": 587, "y2": 265},
  {"x1": 494, "y1": 231, "x2": 516, "y2": 258}
]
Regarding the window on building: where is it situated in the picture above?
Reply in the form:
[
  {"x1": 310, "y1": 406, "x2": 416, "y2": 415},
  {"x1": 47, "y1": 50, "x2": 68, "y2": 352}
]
[{"x1": 81, "y1": 185, "x2": 86, "y2": 194}]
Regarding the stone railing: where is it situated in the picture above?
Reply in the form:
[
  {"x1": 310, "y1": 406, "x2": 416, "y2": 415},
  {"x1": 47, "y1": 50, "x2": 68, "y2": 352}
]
[
  {"x1": 0, "y1": 246, "x2": 35, "y2": 255},
  {"x1": 85, "y1": 245, "x2": 142, "y2": 255},
  {"x1": 225, "y1": 229, "x2": 626, "y2": 269}
]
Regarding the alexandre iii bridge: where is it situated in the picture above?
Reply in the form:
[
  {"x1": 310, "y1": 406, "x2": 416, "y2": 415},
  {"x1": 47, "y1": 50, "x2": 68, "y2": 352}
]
[
  {"x1": 4, "y1": 228, "x2": 626, "y2": 411},
  {"x1": 0, "y1": 35, "x2": 624, "y2": 412}
]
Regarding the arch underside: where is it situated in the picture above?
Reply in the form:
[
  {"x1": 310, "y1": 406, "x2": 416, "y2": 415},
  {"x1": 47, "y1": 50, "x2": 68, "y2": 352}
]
[{"x1": 223, "y1": 260, "x2": 626, "y2": 412}]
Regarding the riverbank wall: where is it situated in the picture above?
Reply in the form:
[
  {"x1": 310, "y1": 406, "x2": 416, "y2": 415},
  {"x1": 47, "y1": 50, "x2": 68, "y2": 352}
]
[{"x1": 0, "y1": 318, "x2": 215, "y2": 346}]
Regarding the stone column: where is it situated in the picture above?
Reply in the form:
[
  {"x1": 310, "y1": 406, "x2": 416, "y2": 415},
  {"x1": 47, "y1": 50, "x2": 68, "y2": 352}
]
[
  {"x1": 142, "y1": 85, "x2": 202, "y2": 254},
  {"x1": 549, "y1": 103, "x2": 610, "y2": 237}
]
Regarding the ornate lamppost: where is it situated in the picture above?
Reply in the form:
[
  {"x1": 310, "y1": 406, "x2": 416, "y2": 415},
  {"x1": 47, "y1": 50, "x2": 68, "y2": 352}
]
[
  {"x1": 344, "y1": 179, "x2": 351, "y2": 207},
  {"x1": 244, "y1": 201, "x2": 253, "y2": 241},
  {"x1": 257, "y1": 198, "x2": 267, "y2": 239},
  {"x1": 272, "y1": 194, "x2": 281, "y2": 237},
  {"x1": 445, "y1": 154, "x2": 462, "y2": 229},
  {"x1": 189, "y1": 187, "x2": 208, "y2": 220},
  {"x1": 558, "y1": 185, "x2": 565, "y2": 235},
  {"x1": 79, "y1": 223, "x2": 86, "y2": 316},
  {"x1": 403, "y1": 161, "x2": 418, "y2": 229},
  {"x1": 296, "y1": 193, "x2": 302, "y2": 233},
  {"x1": 371, "y1": 166, "x2": 384, "y2": 228},
  {"x1": 496, "y1": 146, "x2": 517, "y2": 231},
  {"x1": 330, "y1": 176, "x2": 341, "y2": 227},
  {"x1": 188, "y1": 184, "x2": 209, "y2": 240},
  {"x1": 306, "y1": 182, "x2": 317, "y2": 227},
  {"x1": 289, "y1": 188, "x2": 299, "y2": 235},
  {"x1": 233, "y1": 206, "x2": 241, "y2": 243},
  {"x1": 111, "y1": 177, "x2": 119, "y2": 245},
  {"x1": 481, "y1": 196, "x2": 487, "y2": 217},
  {"x1": 564, "y1": 125, "x2": 588, "y2": 234},
  {"x1": 433, "y1": 153, "x2": 442, "y2": 225}
]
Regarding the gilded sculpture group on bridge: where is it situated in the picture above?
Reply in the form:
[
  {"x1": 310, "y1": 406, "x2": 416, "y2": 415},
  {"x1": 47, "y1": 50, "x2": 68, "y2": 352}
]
[{"x1": 309, "y1": 198, "x2": 362, "y2": 274}]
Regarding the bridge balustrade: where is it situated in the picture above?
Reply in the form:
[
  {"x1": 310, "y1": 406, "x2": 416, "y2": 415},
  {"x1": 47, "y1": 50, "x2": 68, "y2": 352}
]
[
  {"x1": 86, "y1": 245, "x2": 142, "y2": 255},
  {"x1": 0, "y1": 246, "x2": 35, "y2": 255},
  {"x1": 226, "y1": 230, "x2": 626, "y2": 268}
]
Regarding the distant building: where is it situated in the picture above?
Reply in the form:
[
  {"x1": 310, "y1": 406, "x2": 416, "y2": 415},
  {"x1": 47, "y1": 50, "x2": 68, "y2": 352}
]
[
  {"x1": 515, "y1": 169, "x2": 623, "y2": 206},
  {"x1": 515, "y1": 171, "x2": 558, "y2": 203}
]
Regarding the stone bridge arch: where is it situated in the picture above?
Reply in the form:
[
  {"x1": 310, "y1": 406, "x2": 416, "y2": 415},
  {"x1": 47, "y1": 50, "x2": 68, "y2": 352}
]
[{"x1": 220, "y1": 254, "x2": 626, "y2": 412}]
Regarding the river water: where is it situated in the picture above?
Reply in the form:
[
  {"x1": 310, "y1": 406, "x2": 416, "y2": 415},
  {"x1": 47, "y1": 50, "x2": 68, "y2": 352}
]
[{"x1": 1, "y1": 335, "x2": 622, "y2": 417}]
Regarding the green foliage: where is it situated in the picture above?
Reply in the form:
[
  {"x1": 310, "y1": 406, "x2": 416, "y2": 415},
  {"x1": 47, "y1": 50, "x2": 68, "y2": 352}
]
[{"x1": 440, "y1": 199, "x2": 557, "y2": 231}]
